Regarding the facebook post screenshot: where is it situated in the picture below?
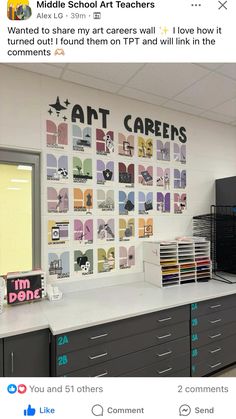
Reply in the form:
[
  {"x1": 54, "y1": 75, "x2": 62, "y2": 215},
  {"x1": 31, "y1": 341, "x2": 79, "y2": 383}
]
[{"x1": 0, "y1": 0, "x2": 236, "y2": 418}]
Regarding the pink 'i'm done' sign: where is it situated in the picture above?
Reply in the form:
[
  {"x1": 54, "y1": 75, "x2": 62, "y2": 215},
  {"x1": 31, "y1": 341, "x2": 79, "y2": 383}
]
[{"x1": 7, "y1": 270, "x2": 46, "y2": 305}]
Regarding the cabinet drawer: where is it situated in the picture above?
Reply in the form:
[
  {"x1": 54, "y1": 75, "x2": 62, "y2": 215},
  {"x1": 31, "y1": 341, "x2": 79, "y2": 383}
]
[
  {"x1": 191, "y1": 348, "x2": 236, "y2": 377},
  {"x1": 191, "y1": 334, "x2": 236, "y2": 365},
  {"x1": 122, "y1": 354, "x2": 190, "y2": 377},
  {"x1": 56, "y1": 305, "x2": 189, "y2": 355},
  {"x1": 56, "y1": 322, "x2": 189, "y2": 375},
  {"x1": 191, "y1": 294, "x2": 236, "y2": 317},
  {"x1": 61, "y1": 336, "x2": 189, "y2": 377},
  {"x1": 191, "y1": 306, "x2": 236, "y2": 333},
  {"x1": 191, "y1": 321, "x2": 236, "y2": 349}
]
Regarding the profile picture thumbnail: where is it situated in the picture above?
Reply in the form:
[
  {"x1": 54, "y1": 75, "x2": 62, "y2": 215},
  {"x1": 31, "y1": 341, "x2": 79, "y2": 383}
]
[{"x1": 7, "y1": 0, "x2": 32, "y2": 20}]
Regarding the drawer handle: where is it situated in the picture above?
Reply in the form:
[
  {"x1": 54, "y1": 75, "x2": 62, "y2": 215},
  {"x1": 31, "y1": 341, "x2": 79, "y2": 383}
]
[
  {"x1": 95, "y1": 371, "x2": 108, "y2": 377},
  {"x1": 209, "y1": 319, "x2": 222, "y2": 324},
  {"x1": 209, "y1": 362, "x2": 222, "y2": 369},
  {"x1": 209, "y1": 333, "x2": 222, "y2": 339},
  {"x1": 157, "y1": 350, "x2": 172, "y2": 357},
  {"x1": 157, "y1": 367, "x2": 173, "y2": 375},
  {"x1": 88, "y1": 352, "x2": 108, "y2": 360},
  {"x1": 90, "y1": 333, "x2": 109, "y2": 340},
  {"x1": 210, "y1": 304, "x2": 222, "y2": 309},
  {"x1": 210, "y1": 347, "x2": 222, "y2": 354},
  {"x1": 156, "y1": 333, "x2": 172, "y2": 340},
  {"x1": 158, "y1": 317, "x2": 172, "y2": 323},
  {"x1": 10, "y1": 352, "x2": 14, "y2": 375}
]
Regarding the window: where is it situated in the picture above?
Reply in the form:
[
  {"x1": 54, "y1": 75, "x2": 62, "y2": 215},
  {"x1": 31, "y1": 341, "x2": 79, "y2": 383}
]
[{"x1": 0, "y1": 150, "x2": 40, "y2": 276}]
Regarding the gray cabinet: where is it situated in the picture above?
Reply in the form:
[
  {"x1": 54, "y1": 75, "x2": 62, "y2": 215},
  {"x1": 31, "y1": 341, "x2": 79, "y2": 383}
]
[
  {"x1": 52, "y1": 305, "x2": 190, "y2": 377},
  {"x1": 0, "y1": 339, "x2": 3, "y2": 377},
  {"x1": 191, "y1": 295, "x2": 236, "y2": 376},
  {"x1": 4, "y1": 329, "x2": 50, "y2": 377}
]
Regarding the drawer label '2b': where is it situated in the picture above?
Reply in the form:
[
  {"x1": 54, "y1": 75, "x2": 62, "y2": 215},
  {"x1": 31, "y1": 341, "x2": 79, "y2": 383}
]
[
  {"x1": 192, "y1": 348, "x2": 198, "y2": 358},
  {"x1": 191, "y1": 318, "x2": 198, "y2": 327},
  {"x1": 57, "y1": 355, "x2": 68, "y2": 366},
  {"x1": 57, "y1": 335, "x2": 69, "y2": 346}
]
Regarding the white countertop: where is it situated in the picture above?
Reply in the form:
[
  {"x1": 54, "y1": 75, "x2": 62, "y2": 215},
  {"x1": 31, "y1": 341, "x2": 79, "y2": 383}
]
[{"x1": 1, "y1": 279, "x2": 236, "y2": 338}]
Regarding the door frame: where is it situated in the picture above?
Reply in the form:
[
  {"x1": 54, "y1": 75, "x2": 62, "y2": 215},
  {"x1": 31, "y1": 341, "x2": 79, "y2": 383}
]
[{"x1": 0, "y1": 148, "x2": 41, "y2": 270}]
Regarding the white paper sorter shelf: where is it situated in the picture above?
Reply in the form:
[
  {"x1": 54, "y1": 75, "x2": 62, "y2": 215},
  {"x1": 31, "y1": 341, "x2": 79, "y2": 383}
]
[{"x1": 143, "y1": 240, "x2": 212, "y2": 288}]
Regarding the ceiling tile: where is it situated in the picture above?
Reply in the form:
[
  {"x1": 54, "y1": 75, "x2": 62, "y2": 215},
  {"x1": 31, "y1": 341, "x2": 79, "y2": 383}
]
[
  {"x1": 67, "y1": 63, "x2": 144, "y2": 84},
  {"x1": 175, "y1": 73, "x2": 236, "y2": 109},
  {"x1": 199, "y1": 110, "x2": 235, "y2": 124},
  {"x1": 6, "y1": 63, "x2": 63, "y2": 78},
  {"x1": 212, "y1": 98, "x2": 236, "y2": 118},
  {"x1": 62, "y1": 70, "x2": 121, "y2": 93},
  {"x1": 163, "y1": 100, "x2": 204, "y2": 116},
  {"x1": 118, "y1": 87, "x2": 168, "y2": 106},
  {"x1": 216, "y1": 64, "x2": 236, "y2": 81},
  {"x1": 126, "y1": 63, "x2": 209, "y2": 98}
]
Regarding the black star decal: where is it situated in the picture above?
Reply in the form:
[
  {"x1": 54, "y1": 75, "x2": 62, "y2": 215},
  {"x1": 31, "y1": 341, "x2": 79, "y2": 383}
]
[
  {"x1": 64, "y1": 99, "x2": 70, "y2": 107},
  {"x1": 63, "y1": 116, "x2": 67, "y2": 121},
  {"x1": 48, "y1": 109, "x2": 53, "y2": 115},
  {"x1": 49, "y1": 96, "x2": 67, "y2": 116}
]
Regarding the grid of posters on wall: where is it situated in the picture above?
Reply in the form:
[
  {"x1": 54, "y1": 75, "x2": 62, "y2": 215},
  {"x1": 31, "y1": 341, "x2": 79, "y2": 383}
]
[{"x1": 43, "y1": 95, "x2": 187, "y2": 281}]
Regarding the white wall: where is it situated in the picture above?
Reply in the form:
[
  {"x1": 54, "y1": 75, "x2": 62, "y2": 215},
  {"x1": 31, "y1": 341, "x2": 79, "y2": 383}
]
[{"x1": 1, "y1": 64, "x2": 236, "y2": 285}]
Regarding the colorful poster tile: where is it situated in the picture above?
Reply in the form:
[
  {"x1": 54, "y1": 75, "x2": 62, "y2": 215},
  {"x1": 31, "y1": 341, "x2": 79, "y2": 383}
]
[
  {"x1": 97, "y1": 160, "x2": 114, "y2": 185},
  {"x1": 174, "y1": 193, "x2": 187, "y2": 214},
  {"x1": 97, "y1": 189, "x2": 115, "y2": 213},
  {"x1": 157, "y1": 140, "x2": 170, "y2": 161},
  {"x1": 48, "y1": 251, "x2": 70, "y2": 279},
  {"x1": 72, "y1": 125, "x2": 92, "y2": 152},
  {"x1": 96, "y1": 129, "x2": 114, "y2": 156},
  {"x1": 119, "y1": 191, "x2": 135, "y2": 215},
  {"x1": 119, "y1": 245, "x2": 135, "y2": 270},
  {"x1": 74, "y1": 249, "x2": 93, "y2": 276},
  {"x1": 74, "y1": 188, "x2": 93, "y2": 215},
  {"x1": 157, "y1": 167, "x2": 170, "y2": 189},
  {"x1": 46, "y1": 120, "x2": 68, "y2": 150},
  {"x1": 97, "y1": 247, "x2": 115, "y2": 273},
  {"x1": 47, "y1": 187, "x2": 69, "y2": 213},
  {"x1": 73, "y1": 157, "x2": 93, "y2": 184},
  {"x1": 138, "y1": 164, "x2": 153, "y2": 186},
  {"x1": 97, "y1": 218, "x2": 115, "y2": 242},
  {"x1": 47, "y1": 154, "x2": 68, "y2": 182},
  {"x1": 157, "y1": 192, "x2": 171, "y2": 213},
  {"x1": 48, "y1": 220, "x2": 69, "y2": 245},
  {"x1": 118, "y1": 133, "x2": 135, "y2": 157},
  {"x1": 138, "y1": 218, "x2": 153, "y2": 238},
  {"x1": 74, "y1": 219, "x2": 93, "y2": 244},
  {"x1": 118, "y1": 162, "x2": 134, "y2": 187},
  {"x1": 138, "y1": 191, "x2": 153, "y2": 215},
  {"x1": 138, "y1": 136, "x2": 153, "y2": 159}
]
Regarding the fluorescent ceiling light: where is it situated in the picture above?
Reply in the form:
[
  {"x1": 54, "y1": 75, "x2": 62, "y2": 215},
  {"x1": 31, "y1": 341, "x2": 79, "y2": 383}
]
[
  {"x1": 17, "y1": 165, "x2": 32, "y2": 171},
  {"x1": 7, "y1": 187, "x2": 21, "y2": 190},
  {"x1": 11, "y1": 179, "x2": 29, "y2": 183}
]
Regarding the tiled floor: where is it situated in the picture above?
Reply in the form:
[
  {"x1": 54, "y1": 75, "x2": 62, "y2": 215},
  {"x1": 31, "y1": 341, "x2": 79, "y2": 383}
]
[{"x1": 212, "y1": 365, "x2": 236, "y2": 377}]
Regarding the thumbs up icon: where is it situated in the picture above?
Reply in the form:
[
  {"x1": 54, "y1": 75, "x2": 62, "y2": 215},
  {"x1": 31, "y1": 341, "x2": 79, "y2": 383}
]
[{"x1": 24, "y1": 405, "x2": 36, "y2": 416}]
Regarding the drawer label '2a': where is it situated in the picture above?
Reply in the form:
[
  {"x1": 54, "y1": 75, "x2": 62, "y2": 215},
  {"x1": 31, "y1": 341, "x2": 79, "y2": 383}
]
[
  {"x1": 191, "y1": 303, "x2": 198, "y2": 311},
  {"x1": 57, "y1": 335, "x2": 69, "y2": 346}
]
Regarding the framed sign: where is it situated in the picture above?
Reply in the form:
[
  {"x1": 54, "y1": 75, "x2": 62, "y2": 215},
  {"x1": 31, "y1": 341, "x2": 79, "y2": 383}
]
[{"x1": 7, "y1": 270, "x2": 46, "y2": 305}]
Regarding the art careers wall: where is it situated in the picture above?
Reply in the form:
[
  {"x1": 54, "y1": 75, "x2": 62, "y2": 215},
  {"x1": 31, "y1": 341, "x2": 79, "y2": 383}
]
[{"x1": 1, "y1": 64, "x2": 236, "y2": 284}]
